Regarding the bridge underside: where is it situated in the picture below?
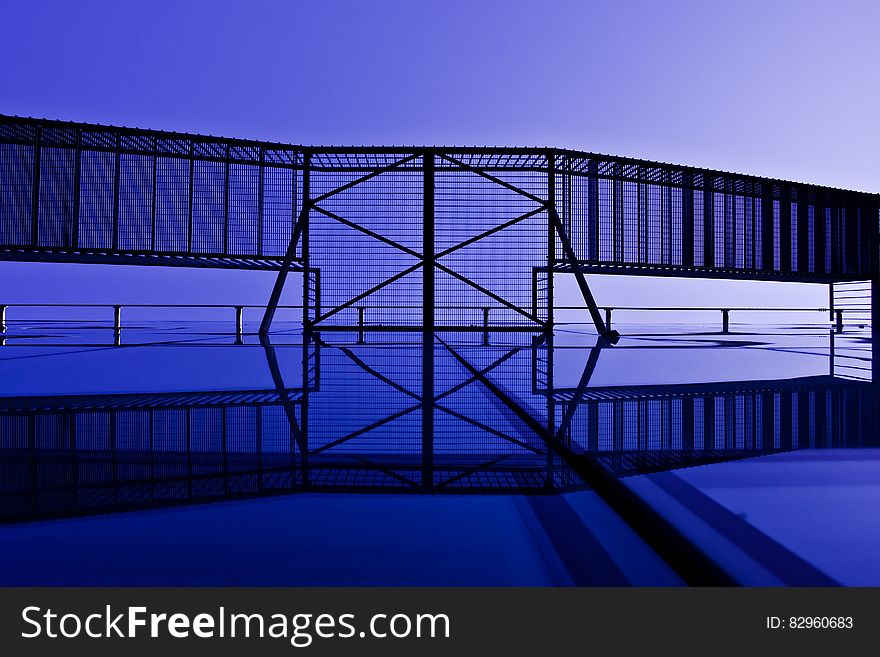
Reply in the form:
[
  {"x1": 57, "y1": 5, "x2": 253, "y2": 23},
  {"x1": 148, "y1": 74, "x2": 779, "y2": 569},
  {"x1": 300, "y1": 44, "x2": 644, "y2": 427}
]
[
  {"x1": 0, "y1": 247, "x2": 298, "y2": 270},
  {"x1": 561, "y1": 263, "x2": 870, "y2": 284},
  {"x1": 1, "y1": 115, "x2": 877, "y2": 339}
]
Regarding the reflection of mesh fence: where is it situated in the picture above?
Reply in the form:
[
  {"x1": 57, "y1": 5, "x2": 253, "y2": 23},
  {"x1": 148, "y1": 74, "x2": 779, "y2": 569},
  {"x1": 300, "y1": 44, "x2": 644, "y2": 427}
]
[
  {"x1": 0, "y1": 334, "x2": 577, "y2": 519},
  {"x1": 306, "y1": 335, "x2": 552, "y2": 489},
  {"x1": 831, "y1": 281, "x2": 872, "y2": 381},
  {"x1": 558, "y1": 384, "x2": 876, "y2": 457}
]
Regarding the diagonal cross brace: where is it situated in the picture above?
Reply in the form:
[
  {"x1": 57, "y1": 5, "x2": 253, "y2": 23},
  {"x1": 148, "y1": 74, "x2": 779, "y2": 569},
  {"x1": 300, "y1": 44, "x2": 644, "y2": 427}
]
[
  {"x1": 260, "y1": 152, "x2": 420, "y2": 335},
  {"x1": 259, "y1": 203, "x2": 310, "y2": 334},
  {"x1": 547, "y1": 204, "x2": 619, "y2": 343}
]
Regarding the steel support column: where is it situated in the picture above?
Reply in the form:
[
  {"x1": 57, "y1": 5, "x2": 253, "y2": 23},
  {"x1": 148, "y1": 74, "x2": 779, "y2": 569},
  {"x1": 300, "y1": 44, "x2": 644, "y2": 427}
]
[
  {"x1": 815, "y1": 193, "x2": 826, "y2": 275},
  {"x1": 422, "y1": 151, "x2": 435, "y2": 490},
  {"x1": 703, "y1": 185, "x2": 715, "y2": 267},
  {"x1": 761, "y1": 189, "x2": 774, "y2": 271},
  {"x1": 797, "y1": 192, "x2": 810, "y2": 274},
  {"x1": 260, "y1": 153, "x2": 309, "y2": 334},
  {"x1": 31, "y1": 127, "x2": 41, "y2": 247},
  {"x1": 548, "y1": 154, "x2": 618, "y2": 343},
  {"x1": 778, "y1": 186, "x2": 791, "y2": 273},
  {"x1": 682, "y1": 174, "x2": 694, "y2": 268}
]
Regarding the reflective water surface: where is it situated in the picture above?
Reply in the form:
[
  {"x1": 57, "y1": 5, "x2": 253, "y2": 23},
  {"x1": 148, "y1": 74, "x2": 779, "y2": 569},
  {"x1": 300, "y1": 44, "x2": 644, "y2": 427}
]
[{"x1": 0, "y1": 322, "x2": 876, "y2": 585}]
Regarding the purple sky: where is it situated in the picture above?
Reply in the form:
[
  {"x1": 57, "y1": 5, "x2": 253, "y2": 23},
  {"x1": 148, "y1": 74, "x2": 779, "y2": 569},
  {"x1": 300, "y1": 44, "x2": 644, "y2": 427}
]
[{"x1": 1, "y1": 0, "x2": 876, "y2": 310}]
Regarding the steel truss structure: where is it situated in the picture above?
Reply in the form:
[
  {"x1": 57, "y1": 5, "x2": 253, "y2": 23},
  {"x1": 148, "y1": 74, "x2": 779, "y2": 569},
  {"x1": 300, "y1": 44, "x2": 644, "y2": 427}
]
[{"x1": 1, "y1": 115, "x2": 879, "y2": 341}]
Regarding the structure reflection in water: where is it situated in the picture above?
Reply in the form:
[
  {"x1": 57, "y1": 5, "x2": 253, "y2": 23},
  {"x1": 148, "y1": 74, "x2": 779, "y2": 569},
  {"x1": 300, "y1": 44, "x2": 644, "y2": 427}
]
[{"x1": 0, "y1": 330, "x2": 875, "y2": 525}]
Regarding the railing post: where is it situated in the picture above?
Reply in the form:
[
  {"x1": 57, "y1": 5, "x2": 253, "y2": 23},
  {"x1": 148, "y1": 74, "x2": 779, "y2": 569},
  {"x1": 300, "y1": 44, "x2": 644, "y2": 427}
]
[
  {"x1": 0, "y1": 305, "x2": 6, "y2": 333},
  {"x1": 358, "y1": 306, "x2": 365, "y2": 344},
  {"x1": 836, "y1": 309, "x2": 844, "y2": 334},
  {"x1": 721, "y1": 309, "x2": 730, "y2": 334},
  {"x1": 113, "y1": 305, "x2": 122, "y2": 346},
  {"x1": 235, "y1": 306, "x2": 244, "y2": 341},
  {"x1": 604, "y1": 307, "x2": 612, "y2": 331},
  {"x1": 482, "y1": 307, "x2": 490, "y2": 345}
]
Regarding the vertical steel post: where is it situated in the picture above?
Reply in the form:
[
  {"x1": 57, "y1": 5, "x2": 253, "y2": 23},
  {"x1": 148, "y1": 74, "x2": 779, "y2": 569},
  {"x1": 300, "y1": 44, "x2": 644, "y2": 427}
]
[
  {"x1": 612, "y1": 167, "x2": 624, "y2": 263},
  {"x1": 587, "y1": 159, "x2": 599, "y2": 261},
  {"x1": 532, "y1": 268, "x2": 538, "y2": 318},
  {"x1": 151, "y1": 139, "x2": 158, "y2": 251},
  {"x1": 301, "y1": 155, "x2": 312, "y2": 326},
  {"x1": 481, "y1": 307, "x2": 490, "y2": 345},
  {"x1": 829, "y1": 282, "x2": 835, "y2": 325},
  {"x1": 112, "y1": 134, "x2": 121, "y2": 250},
  {"x1": 0, "y1": 305, "x2": 6, "y2": 333},
  {"x1": 779, "y1": 186, "x2": 792, "y2": 273},
  {"x1": 797, "y1": 190, "x2": 809, "y2": 274},
  {"x1": 815, "y1": 193, "x2": 826, "y2": 275},
  {"x1": 187, "y1": 142, "x2": 195, "y2": 253},
  {"x1": 547, "y1": 154, "x2": 555, "y2": 331},
  {"x1": 605, "y1": 308, "x2": 612, "y2": 330},
  {"x1": 31, "y1": 126, "x2": 41, "y2": 247},
  {"x1": 357, "y1": 306, "x2": 365, "y2": 344},
  {"x1": 257, "y1": 148, "x2": 265, "y2": 255},
  {"x1": 638, "y1": 176, "x2": 647, "y2": 263},
  {"x1": 71, "y1": 128, "x2": 81, "y2": 248},
  {"x1": 682, "y1": 173, "x2": 694, "y2": 268},
  {"x1": 300, "y1": 333, "x2": 311, "y2": 486},
  {"x1": 721, "y1": 309, "x2": 730, "y2": 334},
  {"x1": 260, "y1": 151, "x2": 309, "y2": 334},
  {"x1": 545, "y1": 333, "x2": 556, "y2": 486},
  {"x1": 761, "y1": 188, "x2": 774, "y2": 271},
  {"x1": 423, "y1": 151, "x2": 435, "y2": 334},
  {"x1": 703, "y1": 183, "x2": 715, "y2": 268},
  {"x1": 829, "y1": 329, "x2": 835, "y2": 376},
  {"x1": 422, "y1": 150, "x2": 435, "y2": 490},
  {"x1": 235, "y1": 306, "x2": 244, "y2": 340},
  {"x1": 223, "y1": 145, "x2": 230, "y2": 255},
  {"x1": 113, "y1": 305, "x2": 122, "y2": 347}
]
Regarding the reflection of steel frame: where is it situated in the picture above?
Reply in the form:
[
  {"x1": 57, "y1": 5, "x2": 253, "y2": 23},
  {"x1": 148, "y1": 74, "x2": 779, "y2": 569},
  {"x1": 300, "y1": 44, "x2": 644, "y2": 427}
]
[
  {"x1": 532, "y1": 334, "x2": 877, "y2": 457},
  {"x1": 1, "y1": 332, "x2": 874, "y2": 513},
  {"x1": 2, "y1": 332, "x2": 875, "y2": 585}
]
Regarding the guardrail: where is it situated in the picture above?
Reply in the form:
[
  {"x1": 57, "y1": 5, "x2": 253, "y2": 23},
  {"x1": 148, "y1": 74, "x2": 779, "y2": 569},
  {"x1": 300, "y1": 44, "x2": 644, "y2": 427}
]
[{"x1": 0, "y1": 303, "x2": 853, "y2": 338}]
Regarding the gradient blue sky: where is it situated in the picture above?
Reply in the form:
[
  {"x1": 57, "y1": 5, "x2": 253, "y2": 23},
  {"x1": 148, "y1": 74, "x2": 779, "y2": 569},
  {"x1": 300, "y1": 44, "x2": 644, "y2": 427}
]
[{"x1": 2, "y1": 0, "x2": 877, "y2": 309}]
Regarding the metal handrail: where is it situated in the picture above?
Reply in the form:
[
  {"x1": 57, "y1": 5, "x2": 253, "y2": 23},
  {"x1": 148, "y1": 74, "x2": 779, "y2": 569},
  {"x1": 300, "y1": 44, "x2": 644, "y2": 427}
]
[
  {"x1": 0, "y1": 302, "x2": 854, "y2": 337},
  {"x1": 0, "y1": 302, "x2": 835, "y2": 310}
]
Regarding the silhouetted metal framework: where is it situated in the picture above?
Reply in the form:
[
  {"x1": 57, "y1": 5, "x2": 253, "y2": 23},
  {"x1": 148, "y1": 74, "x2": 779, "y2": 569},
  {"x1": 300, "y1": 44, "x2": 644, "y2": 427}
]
[{"x1": 2, "y1": 115, "x2": 878, "y2": 339}]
